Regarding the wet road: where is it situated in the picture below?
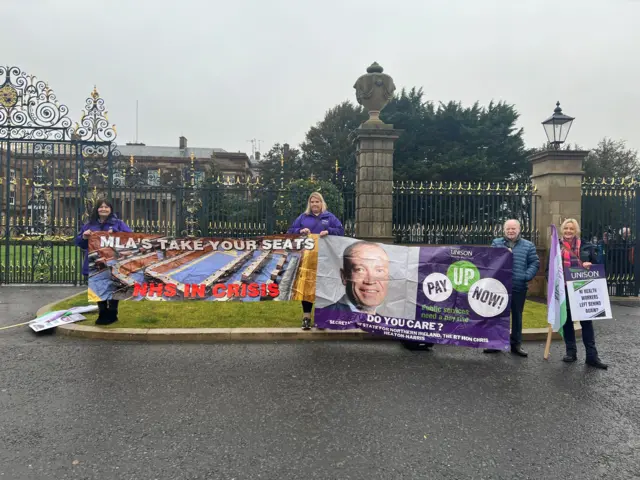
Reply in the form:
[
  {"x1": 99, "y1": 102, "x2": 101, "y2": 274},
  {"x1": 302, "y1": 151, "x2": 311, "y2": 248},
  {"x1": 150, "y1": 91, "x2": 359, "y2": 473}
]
[
  {"x1": 0, "y1": 286, "x2": 85, "y2": 329},
  {"x1": 0, "y1": 286, "x2": 638, "y2": 479}
]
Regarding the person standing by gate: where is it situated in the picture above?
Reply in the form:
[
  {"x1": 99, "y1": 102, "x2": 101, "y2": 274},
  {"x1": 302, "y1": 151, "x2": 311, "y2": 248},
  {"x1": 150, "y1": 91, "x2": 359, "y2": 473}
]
[
  {"x1": 287, "y1": 192, "x2": 344, "y2": 330},
  {"x1": 75, "y1": 199, "x2": 132, "y2": 325},
  {"x1": 485, "y1": 219, "x2": 540, "y2": 357}
]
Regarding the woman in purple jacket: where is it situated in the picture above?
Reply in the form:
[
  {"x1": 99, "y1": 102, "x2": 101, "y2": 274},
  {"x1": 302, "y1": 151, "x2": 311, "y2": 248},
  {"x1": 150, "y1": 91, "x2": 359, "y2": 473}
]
[
  {"x1": 75, "y1": 199, "x2": 132, "y2": 325},
  {"x1": 287, "y1": 191, "x2": 344, "y2": 330}
]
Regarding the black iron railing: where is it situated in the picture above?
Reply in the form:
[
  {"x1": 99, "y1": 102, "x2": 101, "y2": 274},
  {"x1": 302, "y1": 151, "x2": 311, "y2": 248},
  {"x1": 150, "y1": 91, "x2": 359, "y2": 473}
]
[
  {"x1": 581, "y1": 177, "x2": 640, "y2": 297},
  {"x1": 392, "y1": 181, "x2": 539, "y2": 245}
]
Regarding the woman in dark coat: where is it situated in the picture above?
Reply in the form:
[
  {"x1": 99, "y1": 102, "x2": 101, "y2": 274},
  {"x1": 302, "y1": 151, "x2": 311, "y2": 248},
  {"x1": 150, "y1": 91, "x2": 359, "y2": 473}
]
[
  {"x1": 287, "y1": 191, "x2": 344, "y2": 330},
  {"x1": 75, "y1": 199, "x2": 132, "y2": 325},
  {"x1": 559, "y1": 218, "x2": 608, "y2": 369}
]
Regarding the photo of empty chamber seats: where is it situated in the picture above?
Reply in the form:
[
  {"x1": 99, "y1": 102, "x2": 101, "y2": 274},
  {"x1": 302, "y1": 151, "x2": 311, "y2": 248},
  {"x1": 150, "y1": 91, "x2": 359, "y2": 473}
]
[{"x1": 87, "y1": 234, "x2": 311, "y2": 302}]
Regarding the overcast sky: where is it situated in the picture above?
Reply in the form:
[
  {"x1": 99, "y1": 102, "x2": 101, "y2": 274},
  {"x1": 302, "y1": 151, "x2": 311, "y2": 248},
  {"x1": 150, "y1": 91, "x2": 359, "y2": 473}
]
[{"x1": 5, "y1": 0, "x2": 639, "y2": 157}]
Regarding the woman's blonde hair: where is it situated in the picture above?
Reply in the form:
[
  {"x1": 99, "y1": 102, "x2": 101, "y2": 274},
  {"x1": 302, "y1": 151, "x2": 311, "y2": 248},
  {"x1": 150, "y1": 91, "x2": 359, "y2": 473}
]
[
  {"x1": 560, "y1": 218, "x2": 581, "y2": 237},
  {"x1": 304, "y1": 191, "x2": 328, "y2": 215}
]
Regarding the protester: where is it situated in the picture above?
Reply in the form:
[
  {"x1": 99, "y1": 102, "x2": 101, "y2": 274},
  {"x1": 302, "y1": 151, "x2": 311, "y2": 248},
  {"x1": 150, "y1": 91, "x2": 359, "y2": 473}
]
[
  {"x1": 287, "y1": 192, "x2": 344, "y2": 330},
  {"x1": 558, "y1": 218, "x2": 608, "y2": 369},
  {"x1": 484, "y1": 219, "x2": 540, "y2": 357},
  {"x1": 594, "y1": 232, "x2": 607, "y2": 265},
  {"x1": 75, "y1": 199, "x2": 132, "y2": 325}
]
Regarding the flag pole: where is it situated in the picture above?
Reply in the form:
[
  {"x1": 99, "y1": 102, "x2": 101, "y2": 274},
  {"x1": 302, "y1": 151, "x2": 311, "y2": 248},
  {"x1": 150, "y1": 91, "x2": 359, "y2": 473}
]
[
  {"x1": 0, "y1": 321, "x2": 32, "y2": 331},
  {"x1": 543, "y1": 325, "x2": 553, "y2": 360}
]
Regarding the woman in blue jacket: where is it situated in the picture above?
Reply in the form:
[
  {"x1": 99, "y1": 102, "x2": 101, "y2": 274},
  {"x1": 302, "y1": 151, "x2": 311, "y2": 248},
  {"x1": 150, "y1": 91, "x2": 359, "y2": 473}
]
[
  {"x1": 287, "y1": 192, "x2": 344, "y2": 330},
  {"x1": 75, "y1": 199, "x2": 132, "y2": 325}
]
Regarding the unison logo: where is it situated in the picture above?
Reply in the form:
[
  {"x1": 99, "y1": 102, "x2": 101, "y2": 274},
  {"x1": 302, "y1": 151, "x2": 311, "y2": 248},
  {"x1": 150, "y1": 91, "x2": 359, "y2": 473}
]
[
  {"x1": 450, "y1": 248, "x2": 473, "y2": 257},
  {"x1": 570, "y1": 270, "x2": 601, "y2": 280}
]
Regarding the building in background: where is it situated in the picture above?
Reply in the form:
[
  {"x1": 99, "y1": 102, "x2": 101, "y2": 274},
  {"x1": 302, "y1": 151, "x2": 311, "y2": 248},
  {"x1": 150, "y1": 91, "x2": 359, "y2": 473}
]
[
  {"x1": 0, "y1": 136, "x2": 254, "y2": 233},
  {"x1": 118, "y1": 136, "x2": 253, "y2": 186}
]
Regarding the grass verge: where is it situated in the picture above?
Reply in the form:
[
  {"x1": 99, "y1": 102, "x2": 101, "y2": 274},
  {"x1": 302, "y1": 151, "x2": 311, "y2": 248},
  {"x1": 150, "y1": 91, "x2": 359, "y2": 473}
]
[{"x1": 47, "y1": 293, "x2": 549, "y2": 330}]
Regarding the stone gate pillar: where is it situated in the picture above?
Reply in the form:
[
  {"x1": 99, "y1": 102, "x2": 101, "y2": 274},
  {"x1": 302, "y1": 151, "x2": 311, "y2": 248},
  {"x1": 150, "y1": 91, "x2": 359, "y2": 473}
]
[
  {"x1": 353, "y1": 62, "x2": 402, "y2": 243},
  {"x1": 529, "y1": 150, "x2": 588, "y2": 250}
]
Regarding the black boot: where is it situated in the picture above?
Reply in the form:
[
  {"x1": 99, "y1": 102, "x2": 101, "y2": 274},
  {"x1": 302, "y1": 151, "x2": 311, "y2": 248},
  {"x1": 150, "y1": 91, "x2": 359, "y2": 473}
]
[
  {"x1": 586, "y1": 357, "x2": 608, "y2": 369},
  {"x1": 95, "y1": 301, "x2": 110, "y2": 325},
  {"x1": 107, "y1": 300, "x2": 119, "y2": 324},
  {"x1": 562, "y1": 352, "x2": 577, "y2": 363},
  {"x1": 96, "y1": 301, "x2": 119, "y2": 326},
  {"x1": 301, "y1": 317, "x2": 311, "y2": 331},
  {"x1": 510, "y1": 345, "x2": 528, "y2": 357},
  {"x1": 402, "y1": 341, "x2": 433, "y2": 351}
]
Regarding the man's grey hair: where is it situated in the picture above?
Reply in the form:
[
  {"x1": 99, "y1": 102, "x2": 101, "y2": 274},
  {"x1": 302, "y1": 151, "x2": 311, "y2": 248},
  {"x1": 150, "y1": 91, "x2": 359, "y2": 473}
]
[{"x1": 503, "y1": 219, "x2": 521, "y2": 229}]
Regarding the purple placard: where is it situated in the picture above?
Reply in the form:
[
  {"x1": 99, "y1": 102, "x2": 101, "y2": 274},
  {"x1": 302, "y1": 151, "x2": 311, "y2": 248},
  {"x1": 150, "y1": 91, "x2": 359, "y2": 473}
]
[{"x1": 314, "y1": 245, "x2": 512, "y2": 350}]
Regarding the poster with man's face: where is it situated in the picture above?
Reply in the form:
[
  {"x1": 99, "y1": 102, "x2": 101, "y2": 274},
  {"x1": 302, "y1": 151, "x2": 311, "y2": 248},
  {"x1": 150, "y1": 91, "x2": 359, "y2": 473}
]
[
  {"x1": 314, "y1": 237, "x2": 418, "y2": 321},
  {"x1": 340, "y1": 242, "x2": 389, "y2": 312}
]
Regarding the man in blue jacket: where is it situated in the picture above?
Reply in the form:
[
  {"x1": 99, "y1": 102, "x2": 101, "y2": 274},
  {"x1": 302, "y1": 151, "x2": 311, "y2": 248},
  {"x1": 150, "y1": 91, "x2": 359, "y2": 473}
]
[{"x1": 485, "y1": 219, "x2": 540, "y2": 357}]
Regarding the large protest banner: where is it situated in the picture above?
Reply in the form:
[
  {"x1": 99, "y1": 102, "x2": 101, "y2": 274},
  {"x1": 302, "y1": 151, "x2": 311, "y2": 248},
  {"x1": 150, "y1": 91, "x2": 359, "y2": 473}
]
[
  {"x1": 564, "y1": 265, "x2": 613, "y2": 321},
  {"x1": 314, "y1": 237, "x2": 513, "y2": 349},
  {"x1": 87, "y1": 233, "x2": 512, "y2": 348},
  {"x1": 87, "y1": 233, "x2": 318, "y2": 302}
]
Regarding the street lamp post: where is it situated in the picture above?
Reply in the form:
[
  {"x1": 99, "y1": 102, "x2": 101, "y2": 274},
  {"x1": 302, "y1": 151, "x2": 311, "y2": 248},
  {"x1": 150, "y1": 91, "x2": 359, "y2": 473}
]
[{"x1": 542, "y1": 101, "x2": 574, "y2": 149}]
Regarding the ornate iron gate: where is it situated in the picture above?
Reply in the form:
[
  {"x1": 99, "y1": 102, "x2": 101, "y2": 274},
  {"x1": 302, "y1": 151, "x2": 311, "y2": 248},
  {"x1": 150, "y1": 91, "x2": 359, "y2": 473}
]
[{"x1": 0, "y1": 66, "x2": 118, "y2": 284}]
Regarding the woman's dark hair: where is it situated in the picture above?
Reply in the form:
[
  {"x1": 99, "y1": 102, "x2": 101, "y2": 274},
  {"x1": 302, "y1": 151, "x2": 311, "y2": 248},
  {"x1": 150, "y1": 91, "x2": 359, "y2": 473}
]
[{"x1": 90, "y1": 199, "x2": 115, "y2": 223}]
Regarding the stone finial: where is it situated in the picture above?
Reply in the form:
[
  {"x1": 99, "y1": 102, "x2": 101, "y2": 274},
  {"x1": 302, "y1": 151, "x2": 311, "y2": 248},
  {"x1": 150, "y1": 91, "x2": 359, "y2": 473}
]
[{"x1": 353, "y1": 62, "x2": 396, "y2": 126}]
